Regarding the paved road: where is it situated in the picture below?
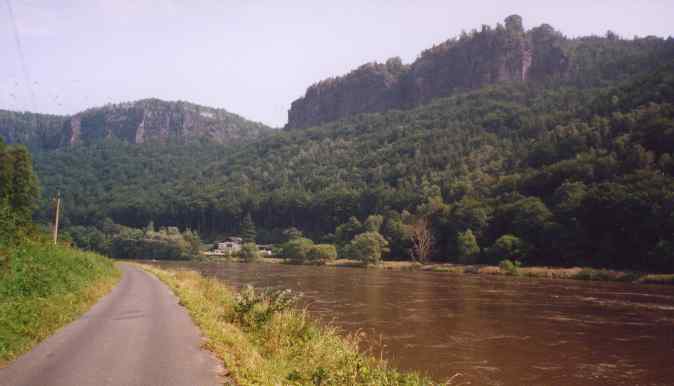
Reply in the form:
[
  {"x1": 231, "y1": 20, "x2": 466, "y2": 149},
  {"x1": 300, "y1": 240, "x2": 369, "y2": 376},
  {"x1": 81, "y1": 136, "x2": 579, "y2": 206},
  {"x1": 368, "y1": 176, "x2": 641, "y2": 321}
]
[{"x1": 0, "y1": 264, "x2": 221, "y2": 386}]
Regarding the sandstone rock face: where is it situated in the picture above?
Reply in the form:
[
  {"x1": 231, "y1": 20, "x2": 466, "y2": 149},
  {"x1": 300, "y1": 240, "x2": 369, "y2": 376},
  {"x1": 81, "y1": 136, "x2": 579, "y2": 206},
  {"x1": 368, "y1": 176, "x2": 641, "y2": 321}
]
[
  {"x1": 287, "y1": 16, "x2": 551, "y2": 129},
  {"x1": 288, "y1": 15, "x2": 672, "y2": 129},
  {"x1": 288, "y1": 60, "x2": 406, "y2": 129},
  {"x1": 1, "y1": 99, "x2": 270, "y2": 150}
]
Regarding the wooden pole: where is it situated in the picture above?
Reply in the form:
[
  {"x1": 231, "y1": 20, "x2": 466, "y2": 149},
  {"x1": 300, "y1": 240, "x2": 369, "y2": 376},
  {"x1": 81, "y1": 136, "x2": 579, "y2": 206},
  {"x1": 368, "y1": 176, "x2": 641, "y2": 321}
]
[{"x1": 53, "y1": 192, "x2": 60, "y2": 245}]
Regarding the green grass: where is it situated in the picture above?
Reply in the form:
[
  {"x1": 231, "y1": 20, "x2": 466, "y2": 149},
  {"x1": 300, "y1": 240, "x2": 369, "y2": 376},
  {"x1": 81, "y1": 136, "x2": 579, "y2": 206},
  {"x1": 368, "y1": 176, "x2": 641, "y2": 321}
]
[
  {"x1": 0, "y1": 240, "x2": 120, "y2": 365},
  {"x1": 140, "y1": 264, "x2": 433, "y2": 385}
]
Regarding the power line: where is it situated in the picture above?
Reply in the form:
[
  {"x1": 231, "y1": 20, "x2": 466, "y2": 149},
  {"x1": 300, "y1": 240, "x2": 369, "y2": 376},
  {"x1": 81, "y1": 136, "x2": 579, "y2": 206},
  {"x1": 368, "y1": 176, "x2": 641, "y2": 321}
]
[{"x1": 4, "y1": 0, "x2": 37, "y2": 111}]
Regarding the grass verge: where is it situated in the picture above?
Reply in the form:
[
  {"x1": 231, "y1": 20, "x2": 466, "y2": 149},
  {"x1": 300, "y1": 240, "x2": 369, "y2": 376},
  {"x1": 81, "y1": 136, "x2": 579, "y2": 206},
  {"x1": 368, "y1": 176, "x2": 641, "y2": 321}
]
[
  {"x1": 0, "y1": 241, "x2": 120, "y2": 366},
  {"x1": 139, "y1": 264, "x2": 432, "y2": 385}
]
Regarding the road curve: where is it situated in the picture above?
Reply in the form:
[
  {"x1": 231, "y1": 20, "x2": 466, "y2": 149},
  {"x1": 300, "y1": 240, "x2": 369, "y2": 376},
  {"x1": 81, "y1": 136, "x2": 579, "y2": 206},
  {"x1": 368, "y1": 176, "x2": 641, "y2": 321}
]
[{"x1": 0, "y1": 264, "x2": 221, "y2": 386}]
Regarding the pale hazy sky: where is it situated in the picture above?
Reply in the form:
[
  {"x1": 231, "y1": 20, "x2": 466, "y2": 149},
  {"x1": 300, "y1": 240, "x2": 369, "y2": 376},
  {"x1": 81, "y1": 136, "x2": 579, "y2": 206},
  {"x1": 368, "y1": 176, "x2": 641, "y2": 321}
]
[{"x1": 1, "y1": 1, "x2": 673, "y2": 127}]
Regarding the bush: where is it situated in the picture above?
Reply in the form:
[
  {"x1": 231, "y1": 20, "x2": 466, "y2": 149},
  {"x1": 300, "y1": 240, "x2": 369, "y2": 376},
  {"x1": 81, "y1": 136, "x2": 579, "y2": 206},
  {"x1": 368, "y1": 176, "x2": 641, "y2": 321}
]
[
  {"x1": 108, "y1": 225, "x2": 200, "y2": 260},
  {"x1": 349, "y1": 232, "x2": 389, "y2": 265},
  {"x1": 233, "y1": 284, "x2": 298, "y2": 328},
  {"x1": 279, "y1": 237, "x2": 314, "y2": 262},
  {"x1": 306, "y1": 244, "x2": 337, "y2": 264},
  {"x1": 240, "y1": 243, "x2": 259, "y2": 262},
  {"x1": 499, "y1": 259, "x2": 522, "y2": 275}
]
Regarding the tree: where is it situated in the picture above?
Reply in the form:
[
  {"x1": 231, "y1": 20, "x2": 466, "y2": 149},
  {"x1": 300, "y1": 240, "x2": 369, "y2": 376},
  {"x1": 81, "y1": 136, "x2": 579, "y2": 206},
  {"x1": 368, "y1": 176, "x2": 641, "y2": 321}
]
[
  {"x1": 350, "y1": 232, "x2": 389, "y2": 265},
  {"x1": 382, "y1": 212, "x2": 411, "y2": 259},
  {"x1": 282, "y1": 227, "x2": 303, "y2": 241},
  {"x1": 335, "y1": 216, "x2": 363, "y2": 245},
  {"x1": 457, "y1": 229, "x2": 480, "y2": 264},
  {"x1": 182, "y1": 228, "x2": 201, "y2": 257},
  {"x1": 307, "y1": 244, "x2": 337, "y2": 264},
  {"x1": 240, "y1": 242, "x2": 259, "y2": 262},
  {"x1": 8, "y1": 146, "x2": 39, "y2": 225},
  {"x1": 240, "y1": 212, "x2": 256, "y2": 243},
  {"x1": 0, "y1": 138, "x2": 13, "y2": 204},
  {"x1": 364, "y1": 214, "x2": 384, "y2": 232},
  {"x1": 408, "y1": 217, "x2": 433, "y2": 262},
  {"x1": 279, "y1": 237, "x2": 314, "y2": 262},
  {"x1": 489, "y1": 234, "x2": 528, "y2": 262}
]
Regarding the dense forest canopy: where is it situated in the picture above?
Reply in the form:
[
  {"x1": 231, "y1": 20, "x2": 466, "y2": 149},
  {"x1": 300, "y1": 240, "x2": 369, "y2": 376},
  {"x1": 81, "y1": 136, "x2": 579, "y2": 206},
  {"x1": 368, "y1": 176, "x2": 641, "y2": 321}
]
[{"x1": 2, "y1": 18, "x2": 673, "y2": 272}]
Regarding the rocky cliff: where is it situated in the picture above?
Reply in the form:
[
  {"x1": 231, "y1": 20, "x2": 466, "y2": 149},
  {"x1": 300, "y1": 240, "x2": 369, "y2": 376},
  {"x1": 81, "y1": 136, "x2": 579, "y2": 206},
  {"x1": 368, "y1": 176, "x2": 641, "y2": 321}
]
[
  {"x1": 286, "y1": 15, "x2": 674, "y2": 129},
  {"x1": 0, "y1": 99, "x2": 271, "y2": 150}
]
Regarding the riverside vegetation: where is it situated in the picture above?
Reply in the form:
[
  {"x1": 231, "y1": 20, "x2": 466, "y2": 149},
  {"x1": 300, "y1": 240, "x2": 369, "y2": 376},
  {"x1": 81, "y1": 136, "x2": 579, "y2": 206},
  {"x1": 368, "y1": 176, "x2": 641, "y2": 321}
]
[
  {"x1": 0, "y1": 139, "x2": 119, "y2": 365},
  {"x1": 140, "y1": 264, "x2": 431, "y2": 385}
]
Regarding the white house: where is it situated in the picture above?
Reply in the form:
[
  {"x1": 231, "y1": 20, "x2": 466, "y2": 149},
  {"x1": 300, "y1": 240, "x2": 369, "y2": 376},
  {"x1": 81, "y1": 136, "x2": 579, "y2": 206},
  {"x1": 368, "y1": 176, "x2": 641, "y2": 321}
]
[{"x1": 216, "y1": 237, "x2": 243, "y2": 254}]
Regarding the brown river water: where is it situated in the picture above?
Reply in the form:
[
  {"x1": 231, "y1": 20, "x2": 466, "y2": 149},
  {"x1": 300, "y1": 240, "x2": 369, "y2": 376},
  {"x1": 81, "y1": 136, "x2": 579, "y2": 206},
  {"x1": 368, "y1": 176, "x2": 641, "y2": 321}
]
[{"x1": 163, "y1": 262, "x2": 674, "y2": 385}]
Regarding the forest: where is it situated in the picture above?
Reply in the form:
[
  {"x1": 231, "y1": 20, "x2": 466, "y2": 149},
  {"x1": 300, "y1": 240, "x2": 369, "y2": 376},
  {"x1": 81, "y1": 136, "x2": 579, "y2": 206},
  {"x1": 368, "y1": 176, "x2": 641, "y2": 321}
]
[{"x1": 21, "y1": 58, "x2": 672, "y2": 272}]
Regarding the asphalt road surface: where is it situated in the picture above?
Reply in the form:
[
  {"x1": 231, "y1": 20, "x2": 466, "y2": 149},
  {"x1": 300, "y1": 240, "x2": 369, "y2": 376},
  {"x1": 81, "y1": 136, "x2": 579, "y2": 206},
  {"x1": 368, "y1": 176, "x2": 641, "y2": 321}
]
[{"x1": 0, "y1": 264, "x2": 221, "y2": 386}]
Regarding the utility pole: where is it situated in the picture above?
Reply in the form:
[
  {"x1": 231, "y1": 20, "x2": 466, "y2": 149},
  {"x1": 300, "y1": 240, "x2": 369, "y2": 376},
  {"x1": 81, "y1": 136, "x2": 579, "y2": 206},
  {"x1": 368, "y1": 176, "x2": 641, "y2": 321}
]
[{"x1": 53, "y1": 192, "x2": 60, "y2": 245}]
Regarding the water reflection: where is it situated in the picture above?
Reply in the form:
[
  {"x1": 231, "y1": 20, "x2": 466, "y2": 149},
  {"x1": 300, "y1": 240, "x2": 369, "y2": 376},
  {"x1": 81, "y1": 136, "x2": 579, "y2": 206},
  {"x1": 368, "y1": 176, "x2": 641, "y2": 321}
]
[{"x1": 164, "y1": 262, "x2": 674, "y2": 385}]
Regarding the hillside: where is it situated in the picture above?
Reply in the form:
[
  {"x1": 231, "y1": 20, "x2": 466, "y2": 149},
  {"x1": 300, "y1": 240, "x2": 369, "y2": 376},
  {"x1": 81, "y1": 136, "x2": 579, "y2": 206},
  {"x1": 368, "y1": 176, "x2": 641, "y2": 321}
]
[
  {"x1": 30, "y1": 61, "x2": 674, "y2": 272},
  {"x1": 287, "y1": 15, "x2": 674, "y2": 129},
  {"x1": 0, "y1": 98, "x2": 272, "y2": 151},
  {"x1": 2, "y1": 16, "x2": 672, "y2": 273}
]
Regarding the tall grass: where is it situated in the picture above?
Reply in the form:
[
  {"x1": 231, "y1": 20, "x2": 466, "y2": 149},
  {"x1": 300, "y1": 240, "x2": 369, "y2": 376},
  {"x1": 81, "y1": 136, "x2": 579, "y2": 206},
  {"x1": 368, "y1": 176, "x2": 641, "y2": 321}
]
[
  {"x1": 141, "y1": 265, "x2": 432, "y2": 385},
  {"x1": 0, "y1": 240, "x2": 120, "y2": 365}
]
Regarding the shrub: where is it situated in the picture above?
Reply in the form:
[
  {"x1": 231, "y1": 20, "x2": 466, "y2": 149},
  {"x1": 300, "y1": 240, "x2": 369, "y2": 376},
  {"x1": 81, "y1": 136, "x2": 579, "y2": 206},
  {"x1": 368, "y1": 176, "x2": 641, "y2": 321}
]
[
  {"x1": 499, "y1": 259, "x2": 522, "y2": 275},
  {"x1": 240, "y1": 242, "x2": 259, "y2": 262},
  {"x1": 349, "y1": 232, "x2": 389, "y2": 265},
  {"x1": 233, "y1": 284, "x2": 298, "y2": 328},
  {"x1": 306, "y1": 244, "x2": 337, "y2": 264},
  {"x1": 279, "y1": 237, "x2": 314, "y2": 262}
]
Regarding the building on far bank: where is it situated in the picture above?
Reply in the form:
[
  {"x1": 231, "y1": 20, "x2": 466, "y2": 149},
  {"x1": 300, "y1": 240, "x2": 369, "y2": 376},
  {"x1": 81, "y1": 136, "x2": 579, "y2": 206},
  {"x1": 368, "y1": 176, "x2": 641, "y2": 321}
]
[
  {"x1": 205, "y1": 237, "x2": 274, "y2": 257},
  {"x1": 257, "y1": 244, "x2": 273, "y2": 256},
  {"x1": 216, "y1": 237, "x2": 243, "y2": 254}
]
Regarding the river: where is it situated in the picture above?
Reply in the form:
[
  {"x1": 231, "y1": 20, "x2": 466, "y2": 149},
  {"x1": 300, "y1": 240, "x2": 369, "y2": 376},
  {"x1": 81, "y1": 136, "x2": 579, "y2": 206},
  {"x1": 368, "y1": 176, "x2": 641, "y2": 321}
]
[{"x1": 166, "y1": 261, "x2": 674, "y2": 385}]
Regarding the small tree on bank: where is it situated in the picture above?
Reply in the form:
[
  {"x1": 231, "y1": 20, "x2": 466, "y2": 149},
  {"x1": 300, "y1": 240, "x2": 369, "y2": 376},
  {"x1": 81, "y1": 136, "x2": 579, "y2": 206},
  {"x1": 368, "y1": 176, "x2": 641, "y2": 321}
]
[
  {"x1": 408, "y1": 217, "x2": 433, "y2": 262},
  {"x1": 307, "y1": 244, "x2": 337, "y2": 264},
  {"x1": 489, "y1": 234, "x2": 527, "y2": 263},
  {"x1": 240, "y1": 242, "x2": 259, "y2": 262},
  {"x1": 457, "y1": 229, "x2": 480, "y2": 264},
  {"x1": 350, "y1": 232, "x2": 389, "y2": 265}
]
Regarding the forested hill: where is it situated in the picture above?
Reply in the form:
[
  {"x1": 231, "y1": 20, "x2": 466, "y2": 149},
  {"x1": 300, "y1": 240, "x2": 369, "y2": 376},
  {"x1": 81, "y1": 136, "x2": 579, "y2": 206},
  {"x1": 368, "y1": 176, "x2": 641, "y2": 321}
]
[
  {"x1": 287, "y1": 15, "x2": 674, "y2": 129},
  {"x1": 0, "y1": 98, "x2": 272, "y2": 151},
  {"x1": 31, "y1": 59, "x2": 674, "y2": 272}
]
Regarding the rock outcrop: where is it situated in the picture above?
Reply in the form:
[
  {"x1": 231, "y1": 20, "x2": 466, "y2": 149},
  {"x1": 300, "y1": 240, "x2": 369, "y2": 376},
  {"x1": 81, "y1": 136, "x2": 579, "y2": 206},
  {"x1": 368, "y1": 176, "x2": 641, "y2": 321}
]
[
  {"x1": 0, "y1": 99, "x2": 271, "y2": 150},
  {"x1": 286, "y1": 15, "x2": 673, "y2": 129}
]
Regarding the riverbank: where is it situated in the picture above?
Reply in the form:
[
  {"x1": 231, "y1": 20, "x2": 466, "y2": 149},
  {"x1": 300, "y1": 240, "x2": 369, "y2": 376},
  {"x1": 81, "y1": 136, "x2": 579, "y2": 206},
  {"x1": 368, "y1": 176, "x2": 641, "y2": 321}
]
[
  {"x1": 0, "y1": 241, "x2": 120, "y2": 366},
  {"x1": 206, "y1": 256, "x2": 674, "y2": 285},
  {"x1": 139, "y1": 264, "x2": 433, "y2": 385}
]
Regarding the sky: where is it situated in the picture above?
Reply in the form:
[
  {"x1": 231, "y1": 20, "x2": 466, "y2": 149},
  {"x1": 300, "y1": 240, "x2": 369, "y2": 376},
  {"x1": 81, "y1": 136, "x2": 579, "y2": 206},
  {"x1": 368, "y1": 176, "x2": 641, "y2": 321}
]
[{"x1": 1, "y1": 1, "x2": 673, "y2": 127}]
